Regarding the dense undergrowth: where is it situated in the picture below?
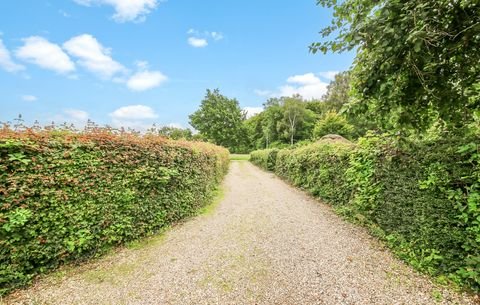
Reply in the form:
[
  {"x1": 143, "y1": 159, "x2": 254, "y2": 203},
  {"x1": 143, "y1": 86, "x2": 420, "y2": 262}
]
[
  {"x1": 0, "y1": 127, "x2": 229, "y2": 295},
  {"x1": 251, "y1": 133, "x2": 480, "y2": 292}
]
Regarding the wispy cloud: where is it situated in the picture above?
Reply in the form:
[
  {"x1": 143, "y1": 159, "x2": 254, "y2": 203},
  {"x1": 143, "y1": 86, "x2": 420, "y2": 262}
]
[
  {"x1": 15, "y1": 36, "x2": 75, "y2": 74},
  {"x1": 187, "y1": 29, "x2": 224, "y2": 48},
  {"x1": 0, "y1": 39, "x2": 25, "y2": 73},
  {"x1": 21, "y1": 95, "x2": 38, "y2": 102},
  {"x1": 73, "y1": 0, "x2": 158, "y2": 23}
]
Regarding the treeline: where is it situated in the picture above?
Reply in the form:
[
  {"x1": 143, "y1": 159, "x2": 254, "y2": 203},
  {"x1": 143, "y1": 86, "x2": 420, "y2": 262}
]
[{"x1": 188, "y1": 72, "x2": 373, "y2": 153}]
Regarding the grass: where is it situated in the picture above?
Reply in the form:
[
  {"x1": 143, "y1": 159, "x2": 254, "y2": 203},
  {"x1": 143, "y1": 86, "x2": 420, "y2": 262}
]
[
  {"x1": 230, "y1": 154, "x2": 250, "y2": 161},
  {"x1": 198, "y1": 186, "x2": 226, "y2": 216}
]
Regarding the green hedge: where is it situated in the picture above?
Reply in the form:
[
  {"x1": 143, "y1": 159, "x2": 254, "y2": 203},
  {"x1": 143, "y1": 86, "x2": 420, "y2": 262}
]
[
  {"x1": 250, "y1": 148, "x2": 279, "y2": 171},
  {"x1": 251, "y1": 134, "x2": 480, "y2": 292},
  {"x1": 275, "y1": 140, "x2": 354, "y2": 206},
  {"x1": 0, "y1": 129, "x2": 229, "y2": 295}
]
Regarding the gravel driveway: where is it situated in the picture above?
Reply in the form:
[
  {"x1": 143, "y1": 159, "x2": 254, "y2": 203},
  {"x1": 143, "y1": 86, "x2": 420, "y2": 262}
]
[{"x1": 3, "y1": 161, "x2": 478, "y2": 305}]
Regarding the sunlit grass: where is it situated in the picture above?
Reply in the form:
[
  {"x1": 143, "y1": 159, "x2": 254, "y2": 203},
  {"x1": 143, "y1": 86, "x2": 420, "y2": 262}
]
[{"x1": 229, "y1": 154, "x2": 250, "y2": 161}]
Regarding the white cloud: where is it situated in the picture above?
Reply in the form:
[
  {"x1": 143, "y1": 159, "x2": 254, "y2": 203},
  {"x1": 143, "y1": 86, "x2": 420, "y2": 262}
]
[
  {"x1": 127, "y1": 70, "x2": 167, "y2": 91},
  {"x1": 73, "y1": 0, "x2": 158, "y2": 23},
  {"x1": 15, "y1": 36, "x2": 75, "y2": 74},
  {"x1": 0, "y1": 39, "x2": 25, "y2": 72},
  {"x1": 134, "y1": 60, "x2": 149, "y2": 70},
  {"x1": 188, "y1": 37, "x2": 208, "y2": 48},
  {"x1": 187, "y1": 29, "x2": 224, "y2": 48},
  {"x1": 318, "y1": 71, "x2": 339, "y2": 81},
  {"x1": 22, "y1": 95, "x2": 37, "y2": 102},
  {"x1": 256, "y1": 72, "x2": 330, "y2": 100},
  {"x1": 254, "y1": 89, "x2": 272, "y2": 97},
  {"x1": 64, "y1": 109, "x2": 89, "y2": 121},
  {"x1": 109, "y1": 104, "x2": 158, "y2": 131},
  {"x1": 109, "y1": 105, "x2": 158, "y2": 120},
  {"x1": 210, "y1": 32, "x2": 224, "y2": 41},
  {"x1": 63, "y1": 34, "x2": 126, "y2": 79},
  {"x1": 287, "y1": 73, "x2": 322, "y2": 86},
  {"x1": 244, "y1": 107, "x2": 263, "y2": 119}
]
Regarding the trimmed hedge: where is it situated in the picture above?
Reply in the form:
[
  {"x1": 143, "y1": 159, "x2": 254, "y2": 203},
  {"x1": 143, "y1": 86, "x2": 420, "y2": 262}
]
[
  {"x1": 275, "y1": 140, "x2": 354, "y2": 206},
  {"x1": 0, "y1": 129, "x2": 229, "y2": 295},
  {"x1": 250, "y1": 148, "x2": 279, "y2": 171},
  {"x1": 251, "y1": 134, "x2": 480, "y2": 292}
]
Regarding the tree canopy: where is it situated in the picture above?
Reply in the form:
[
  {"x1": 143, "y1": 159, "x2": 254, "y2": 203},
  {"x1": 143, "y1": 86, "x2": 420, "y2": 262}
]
[
  {"x1": 189, "y1": 89, "x2": 247, "y2": 152},
  {"x1": 311, "y1": 0, "x2": 480, "y2": 131}
]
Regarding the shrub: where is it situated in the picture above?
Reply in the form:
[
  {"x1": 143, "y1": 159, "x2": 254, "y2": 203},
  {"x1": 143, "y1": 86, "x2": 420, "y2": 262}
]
[
  {"x1": 250, "y1": 149, "x2": 279, "y2": 171},
  {"x1": 253, "y1": 133, "x2": 480, "y2": 292},
  {"x1": 0, "y1": 128, "x2": 229, "y2": 295},
  {"x1": 346, "y1": 134, "x2": 480, "y2": 291},
  {"x1": 275, "y1": 140, "x2": 354, "y2": 206},
  {"x1": 313, "y1": 111, "x2": 354, "y2": 140}
]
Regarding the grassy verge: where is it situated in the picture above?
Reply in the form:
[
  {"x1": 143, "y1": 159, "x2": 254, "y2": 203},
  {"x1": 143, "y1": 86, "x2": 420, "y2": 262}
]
[{"x1": 229, "y1": 154, "x2": 250, "y2": 161}]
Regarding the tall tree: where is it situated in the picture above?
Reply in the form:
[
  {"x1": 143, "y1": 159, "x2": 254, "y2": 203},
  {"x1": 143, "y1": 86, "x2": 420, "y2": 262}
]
[
  {"x1": 311, "y1": 0, "x2": 480, "y2": 130},
  {"x1": 189, "y1": 89, "x2": 247, "y2": 152},
  {"x1": 322, "y1": 71, "x2": 351, "y2": 112},
  {"x1": 281, "y1": 96, "x2": 314, "y2": 145}
]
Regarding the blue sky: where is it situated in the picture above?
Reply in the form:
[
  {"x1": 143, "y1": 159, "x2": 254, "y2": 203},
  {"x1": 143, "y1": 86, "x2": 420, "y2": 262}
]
[{"x1": 0, "y1": 0, "x2": 354, "y2": 130}]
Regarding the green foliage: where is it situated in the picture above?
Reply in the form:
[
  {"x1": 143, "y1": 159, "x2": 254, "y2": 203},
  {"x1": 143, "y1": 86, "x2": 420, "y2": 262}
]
[
  {"x1": 189, "y1": 89, "x2": 248, "y2": 153},
  {"x1": 250, "y1": 149, "x2": 279, "y2": 171},
  {"x1": 253, "y1": 134, "x2": 480, "y2": 292},
  {"x1": 275, "y1": 141, "x2": 354, "y2": 205},
  {"x1": 313, "y1": 111, "x2": 354, "y2": 139},
  {"x1": 0, "y1": 129, "x2": 229, "y2": 295},
  {"x1": 151, "y1": 126, "x2": 193, "y2": 140},
  {"x1": 312, "y1": 0, "x2": 480, "y2": 130},
  {"x1": 244, "y1": 96, "x2": 316, "y2": 151},
  {"x1": 281, "y1": 96, "x2": 314, "y2": 145},
  {"x1": 322, "y1": 71, "x2": 351, "y2": 112}
]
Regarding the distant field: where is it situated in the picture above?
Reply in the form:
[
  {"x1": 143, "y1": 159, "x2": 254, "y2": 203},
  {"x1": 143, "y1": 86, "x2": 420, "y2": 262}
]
[{"x1": 229, "y1": 154, "x2": 250, "y2": 161}]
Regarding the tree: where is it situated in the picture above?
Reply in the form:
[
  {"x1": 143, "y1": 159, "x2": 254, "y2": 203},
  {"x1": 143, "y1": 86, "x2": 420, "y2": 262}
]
[
  {"x1": 157, "y1": 126, "x2": 193, "y2": 140},
  {"x1": 189, "y1": 89, "x2": 247, "y2": 152},
  {"x1": 313, "y1": 111, "x2": 354, "y2": 139},
  {"x1": 244, "y1": 113, "x2": 264, "y2": 150},
  {"x1": 322, "y1": 71, "x2": 351, "y2": 112},
  {"x1": 281, "y1": 96, "x2": 314, "y2": 145},
  {"x1": 311, "y1": 0, "x2": 480, "y2": 130}
]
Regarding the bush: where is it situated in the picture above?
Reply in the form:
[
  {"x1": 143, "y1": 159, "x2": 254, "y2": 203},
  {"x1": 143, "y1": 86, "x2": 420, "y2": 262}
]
[
  {"x1": 250, "y1": 149, "x2": 279, "y2": 171},
  {"x1": 0, "y1": 128, "x2": 229, "y2": 295},
  {"x1": 346, "y1": 134, "x2": 480, "y2": 291},
  {"x1": 275, "y1": 140, "x2": 354, "y2": 206},
  {"x1": 253, "y1": 133, "x2": 480, "y2": 292},
  {"x1": 313, "y1": 111, "x2": 354, "y2": 140}
]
